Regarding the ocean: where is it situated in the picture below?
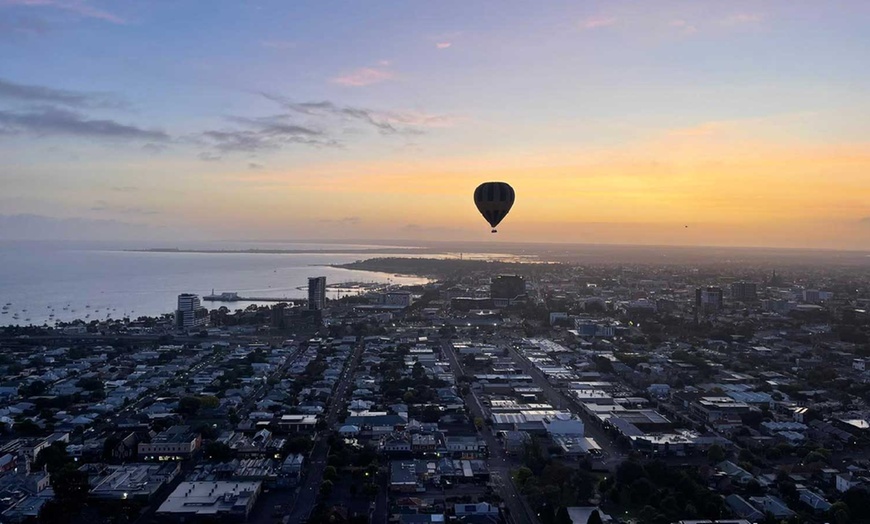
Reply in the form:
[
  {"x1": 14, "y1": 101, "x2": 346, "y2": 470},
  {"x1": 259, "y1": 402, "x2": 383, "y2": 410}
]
[{"x1": 0, "y1": 241, "x2": 431, "y2": 327}]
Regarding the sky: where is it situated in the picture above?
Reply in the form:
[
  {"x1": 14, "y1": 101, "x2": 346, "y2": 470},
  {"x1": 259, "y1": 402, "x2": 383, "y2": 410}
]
[{"x1": 1, "y1": 0, "x2": 869, "y2": 249}]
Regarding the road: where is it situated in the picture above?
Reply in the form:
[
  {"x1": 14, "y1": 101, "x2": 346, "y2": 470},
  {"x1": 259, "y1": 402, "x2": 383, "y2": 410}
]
[
  {"x1": 440, "y1": 339, "x2": 540, "y2": 524},
  {"x1": 504, "y1": 342, "x2": 621, "y2": 460},
  {"x1": 284, "y1": 339, "x2": 365, "y2": 524}
]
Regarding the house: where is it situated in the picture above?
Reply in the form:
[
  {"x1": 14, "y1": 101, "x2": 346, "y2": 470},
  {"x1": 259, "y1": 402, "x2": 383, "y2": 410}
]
[
  {"x1": 749, "y1": 496, "x2": 795, "y2": 519},
  {"x1": 724, "y1": 495, "x2": 764, "y2": 522},
  {"x1": 391, "y1": 461, "x2": 422, "y2": 493},
  {"x1": 837, "y1": 472, "x2": 857, "y2": 493},
  {"x1": 454, "y1": 502, "x2": 499, "y2": 517},
  {"x1": 717, "y1": 461, "x2": 754, "y2": 485},
  {"x1": 798, "y1": 489, "x2": 832, "y2": 512}
]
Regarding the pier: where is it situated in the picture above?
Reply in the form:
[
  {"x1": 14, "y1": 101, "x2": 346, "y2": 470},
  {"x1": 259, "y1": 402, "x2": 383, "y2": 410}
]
[{"x1": 202, "y1": 292, "x2": 300, "y2": 303}]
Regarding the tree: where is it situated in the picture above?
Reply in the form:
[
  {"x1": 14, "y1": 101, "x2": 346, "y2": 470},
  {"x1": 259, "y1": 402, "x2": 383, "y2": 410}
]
[
  {"x1": 177, "y1": 396, "x2": 201, "y2": 416},
  {"x1": 204, "y1": 442, "x2": 234, "y2": 462},
  {"x1": 514, "y1": 466, "x2": 533, "y2": 488},
  {"x1": 14, "y1": 419, "x2": 42, "y2": 436},
  {"x1": 587, "y1": 510, "x2": 603, "y2": 524},
  {"x1": 199, "y1": 395, "x2": 220, "y2": 410},
  {"x1": 323, "y1": 466, "x2": 338, "y2": 481},
  {"x1": 52, "y1": 465, "x2": 90, "y2": 501},
  {"x1": 555, "y1": 507, "x2": 572, "y2": 524},
  {"x1": 320, "y1": 479, "x2": 334, "y2": 498},
  {"x1": 34, "y1": 442, "x2": 71, "y2": 473},
  {"x1": 707, "y1": 444, "x2": 726, "y2": 464}
]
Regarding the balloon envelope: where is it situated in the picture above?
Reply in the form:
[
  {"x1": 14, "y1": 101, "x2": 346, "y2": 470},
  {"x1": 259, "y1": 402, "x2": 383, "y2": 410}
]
[{"x1": 474, "y1": 182, "x2": 515, "y2": 232}]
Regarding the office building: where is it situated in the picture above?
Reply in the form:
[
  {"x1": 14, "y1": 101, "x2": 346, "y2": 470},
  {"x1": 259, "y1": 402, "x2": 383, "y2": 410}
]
[
  {"x1": 156, "y1": 481, "x2": 261, "y2": 521},
  {"x1": 138, "y1": 426, "x2": 202, "y2": 460},
  {"x1": 490, "y1": 275, "x2": 526, "y2": 300},
  {"x1": 308, "y1": 276, "x2": 326, "y2": 311},
  {"x1": 696, "y1": 287, "x2": 723, "y2": 314},
  {"x1": 175, "y1": 293, "x2": 208, "y2": 330},
  {"x1": 731, "y1": 282, "x2": 758, "y2": 302}
]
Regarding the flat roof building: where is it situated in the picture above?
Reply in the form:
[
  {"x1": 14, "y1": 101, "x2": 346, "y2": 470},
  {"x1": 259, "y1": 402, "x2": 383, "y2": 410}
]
[{"x1": 156, "y1": 481, "x2": 261, "y2": 521}]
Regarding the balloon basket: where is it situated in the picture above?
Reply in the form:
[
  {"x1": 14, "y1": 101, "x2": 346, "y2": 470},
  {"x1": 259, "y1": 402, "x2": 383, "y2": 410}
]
[{"x1": 491, "y1": 229, "x2": 497, "y2": 233}]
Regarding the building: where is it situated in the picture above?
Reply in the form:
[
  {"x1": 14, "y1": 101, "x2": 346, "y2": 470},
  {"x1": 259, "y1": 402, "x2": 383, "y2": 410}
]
[
  {"x1": 730, "y1": 282, "x2": 758, "y2": 302},
  {"x1": 490, "y1": 275, "x2": 526, "y2": 300},
  {"x1": 138, "y1": 426, "x2": 201, "y2": 460},
  {"x1": 696, "y1": 287, "x2": 723, "y2": 314},
  {"x1": 156, "y1": 481, "x2": 261, "y2": 521},
  {"x1": 176, "y1": 293, "x2": 208, "y2": 330},
  {"x1": 308, "y1": 277, "x2": 326, "y2": 311},
  {"x1": 88, "y1": 462, "x2": 181, "y2": 501},
  {"x1": 382, "y1": 291, "x2": 413, "y2": 307}
]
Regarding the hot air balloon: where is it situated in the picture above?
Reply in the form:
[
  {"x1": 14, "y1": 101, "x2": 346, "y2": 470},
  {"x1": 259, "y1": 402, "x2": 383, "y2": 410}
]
[{"x1": 474, "y1": 181, "x2": 515, "y2": 233}]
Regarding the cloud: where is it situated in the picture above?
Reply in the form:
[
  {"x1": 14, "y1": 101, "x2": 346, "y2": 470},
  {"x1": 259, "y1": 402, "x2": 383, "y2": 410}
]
[
  {"x1": 248, "y1": 162, "x2": 263, "y2": 170},
  {"x1": 670, "y1": 19, "x2": 697, "y2": 35},
  {"x1": 332, "y1": 66, "x2": 395, "y2": 87},
  {"x1": 200, "y1": 117, "x2": 336, "y2": 153},
  {"x1": 198, "y1": 151, "x2": 222, "y2": 161},
  {"x1": 318, "y1": 216, "x2": 361, "y2": 225},
  {"x1": 260, "y1": 93, "x2": 457, "y2": 136},
  {"x1": 581, "y1": 16, "x2": 617, "y2": 29},
  {"x1": 142, "y1": 142, "x2": 168, "y2": 153},
  {"x1": 109, "y1": 186, "x2": 137, "y2": 192},
  {"x1": 0, "y1": 77, "x2": 123, "y2": 108},
  {"x1": 435, "y1": 42, "x2": 452, "y2": 49},
  {"x1": 721, "y1": 13, "x2": 763, "y2": 26},
  {"x1": 259, "y1": 39, "x2": 295, "y2": 50},
  {"x1": 0, "y1": 13, "x2": 50, "y2": 39},
  {"x1": 91, "y1": 200, "x2": 159, "y2": 215},
  {"x1": 2, "y1": 0, "x2": 126, "y2": 24},
  {"x1": 861, "y1": 217, "x2": 870, "y2": 225},
  {"x1": 0, "y1": 106, "x2": 168, "y2": 141}
]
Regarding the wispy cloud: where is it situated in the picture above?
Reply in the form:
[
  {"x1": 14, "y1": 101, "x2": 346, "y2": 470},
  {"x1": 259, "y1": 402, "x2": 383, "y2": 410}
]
[
  {"x1": 200, "y1": 117, "x2": 336, "y2": 154},
  {"x1": 2, "y1": 0, "x2": 126, "y2": 24},
  {"x1": 581, "y1": 15, "x2": 617, "y2": 30},
  {"x1": 248, "y1": 162, "x2": 263, "y2": 170},
  {"x1": 196, "y1": 94, "x2": 457, "y2": 157},
  {"x1": 260, "y1": 93, "x2": 458, "y2": 136},
  {"x1": 91, "y1": 200, "x2": 159, "y2": 215},
  {"x1": 318, "y1": 216, "x2": 361, "y2": 225},
  {"x1": 198, "y1": 151, "x2": 222, "y2": 161},
  {"x1": 670, "y1": 19, "x2": 697, "y2": 35},
  {"x1": 332, "y1": 66, "x2": 395, "y2": 87},
  {"x1": 0, "y1": 13, "x2": 50, "y2": 39},
  {"x1": 860, "y1": 217, "x2": 870, "y2": 225},
  {"x1": 436, "y1": 42, "x2": 452, "y2": 49},
  {"x1": 721, "y1": 13, "x2": 763, "y2": 26},
  {"x1": 109, "y1": 186, "x2": 137, "y2": 193},
  {"x1": 0, "y1": 77, "x2": 124, "y2": 108},
  {"x1": 259, "y1": 39, "x2": 295, "y2": 50},
  {"x1": 0, "y1": 107, "x2": 168, "y2": 141}
]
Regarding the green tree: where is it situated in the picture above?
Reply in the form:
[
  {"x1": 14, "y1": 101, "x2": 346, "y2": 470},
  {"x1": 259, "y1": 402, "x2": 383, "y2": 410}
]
[
  {"x1": 204, "y1": 442, "x2": 234, "y2": 462},
  {"x1": 323, "y1": 466, "x2": 338, "y2": 481},
  {"x1": 555, "y1": 507, "x2": 572, "y2": 524},
  {"x1": 177, "y1": 396, "x2": 201, "y2": 416},
  {"x1": 34, "y1": 442, "x2": 72, "y2": 473},
  {"x1": 199, "y1": 395, "x2": 220, "y2": 410},
  {"x1": 587, "y1": 510, "x2": 603, "y2": 524},
  {"x1": 320, "y1": 479, "x2": 334, "y2": 498},
  {"x1": 707, "y1": 444, "x2": 726, "y2": 463}
]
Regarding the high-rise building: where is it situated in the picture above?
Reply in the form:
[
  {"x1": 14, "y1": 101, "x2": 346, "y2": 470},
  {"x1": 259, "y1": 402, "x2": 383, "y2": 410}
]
[
  {"x1": 308, "y1": 277, "x2": 326, "y2": 311},
  {"x1": 695, "y1": 287, "x2": 723, "y2": 314},
  {"x1": 731, "y1": 282, "x2": 758, "y2": 302},
  {"x1": 490, "y1": 275, "x2": 526, "y2": 300},
  {"x1": 176, "y1": 293, "x2": 208, "y2": 330}
]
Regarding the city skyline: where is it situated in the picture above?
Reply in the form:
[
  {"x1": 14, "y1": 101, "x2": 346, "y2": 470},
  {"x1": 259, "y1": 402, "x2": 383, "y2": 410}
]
[{"x1": 1, "y1": 1, "x2": 869, "y2": 249}]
